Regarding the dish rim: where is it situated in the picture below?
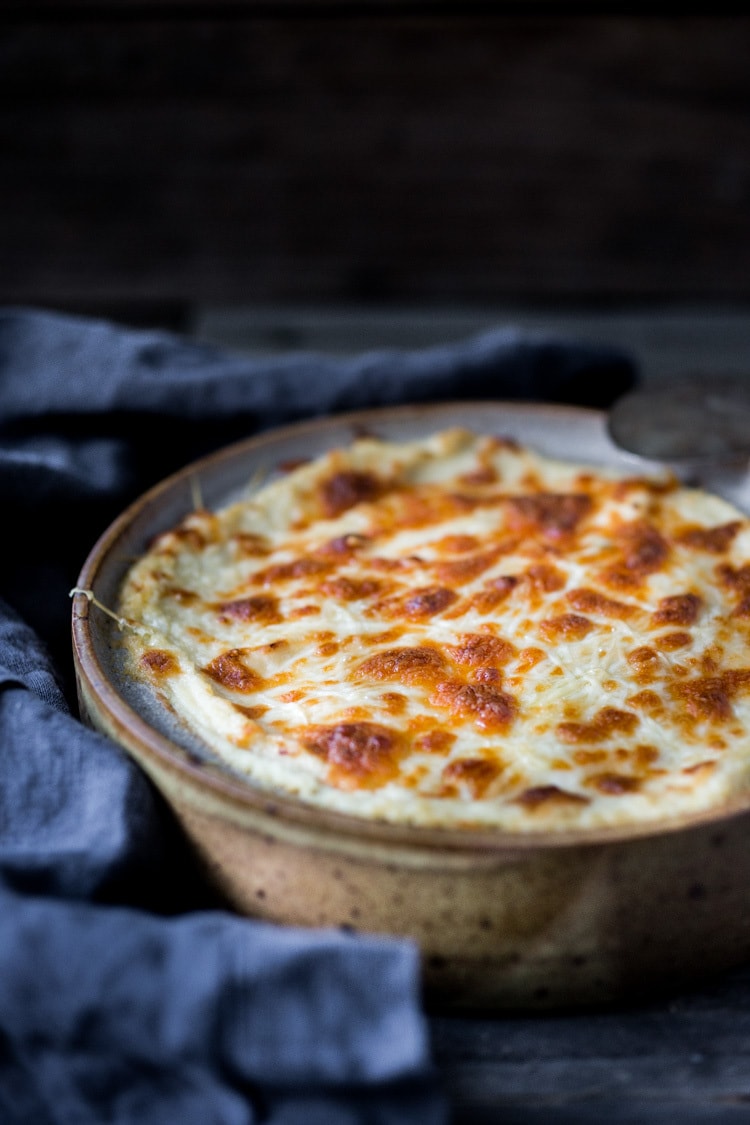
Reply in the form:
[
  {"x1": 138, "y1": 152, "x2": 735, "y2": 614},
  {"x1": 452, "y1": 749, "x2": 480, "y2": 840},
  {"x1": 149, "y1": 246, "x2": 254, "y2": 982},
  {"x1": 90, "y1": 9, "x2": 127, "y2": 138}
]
[{"x1": 72, "y1": 399, "x2": 750, "y2": 855}]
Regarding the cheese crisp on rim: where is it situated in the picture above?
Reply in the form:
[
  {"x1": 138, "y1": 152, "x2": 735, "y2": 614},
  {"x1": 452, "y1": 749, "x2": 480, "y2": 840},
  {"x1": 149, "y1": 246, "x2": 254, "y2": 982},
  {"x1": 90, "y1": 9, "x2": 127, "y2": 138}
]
[{"x1": 118, "y1": 427, "x2": 750, "y2": 831}]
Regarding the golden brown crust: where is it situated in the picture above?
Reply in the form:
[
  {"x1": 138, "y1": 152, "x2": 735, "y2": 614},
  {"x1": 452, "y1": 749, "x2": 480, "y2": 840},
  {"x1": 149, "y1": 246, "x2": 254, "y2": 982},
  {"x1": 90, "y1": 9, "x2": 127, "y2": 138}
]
[{"x1": 117, "y1": 428, "x2": 750, "y2": 831}]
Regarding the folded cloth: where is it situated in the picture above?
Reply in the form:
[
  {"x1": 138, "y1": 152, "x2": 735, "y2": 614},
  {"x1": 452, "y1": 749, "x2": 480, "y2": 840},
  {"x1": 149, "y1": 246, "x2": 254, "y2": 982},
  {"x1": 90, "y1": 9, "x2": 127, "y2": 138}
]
[{"x1": 0, "y1": 307, "x2": 637, "y2": 1124}]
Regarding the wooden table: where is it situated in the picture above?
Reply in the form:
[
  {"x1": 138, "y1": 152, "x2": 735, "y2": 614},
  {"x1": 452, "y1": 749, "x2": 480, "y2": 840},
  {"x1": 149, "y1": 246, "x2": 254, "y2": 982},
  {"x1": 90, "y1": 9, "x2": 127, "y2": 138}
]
[{"x1": 430, "y1": 963, "x2": 750, "y2": 1122}]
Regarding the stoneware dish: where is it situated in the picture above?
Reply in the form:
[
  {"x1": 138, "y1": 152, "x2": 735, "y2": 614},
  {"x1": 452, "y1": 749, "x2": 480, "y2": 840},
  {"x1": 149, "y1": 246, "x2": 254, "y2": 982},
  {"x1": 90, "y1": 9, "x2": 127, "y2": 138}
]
[{"x1": 71, "y1": 402, "x2": 750, "y2": 1010}]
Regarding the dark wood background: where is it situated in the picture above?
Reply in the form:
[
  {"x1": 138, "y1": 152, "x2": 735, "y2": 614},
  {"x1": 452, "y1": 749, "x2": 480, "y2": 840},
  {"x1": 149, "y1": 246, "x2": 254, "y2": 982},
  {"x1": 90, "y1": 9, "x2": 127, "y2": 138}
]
[
  {"x1": 429, "y1": 959, "x2": 750, "y2": 1122},
  {"x1": 2, "y1": 5, "x2": 750, "y2": 329}
]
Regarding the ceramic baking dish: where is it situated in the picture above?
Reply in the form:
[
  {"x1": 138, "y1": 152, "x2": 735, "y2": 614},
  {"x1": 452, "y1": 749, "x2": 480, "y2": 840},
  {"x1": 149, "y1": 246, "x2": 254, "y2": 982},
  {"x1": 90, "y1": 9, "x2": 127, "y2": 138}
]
[{"x1": 71, "y1": 402, "x2": 750, "y2": 1009}]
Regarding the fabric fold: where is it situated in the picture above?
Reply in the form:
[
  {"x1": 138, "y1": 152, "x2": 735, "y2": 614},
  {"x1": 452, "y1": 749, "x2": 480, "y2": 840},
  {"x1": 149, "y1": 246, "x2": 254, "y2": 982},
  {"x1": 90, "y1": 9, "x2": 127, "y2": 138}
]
[
  {"x1": 0, "y1": 306, "x2": 634, "y2": 427},
  {"x1": 0, "y1": 890, "x2": 440, "y2": 1125}
]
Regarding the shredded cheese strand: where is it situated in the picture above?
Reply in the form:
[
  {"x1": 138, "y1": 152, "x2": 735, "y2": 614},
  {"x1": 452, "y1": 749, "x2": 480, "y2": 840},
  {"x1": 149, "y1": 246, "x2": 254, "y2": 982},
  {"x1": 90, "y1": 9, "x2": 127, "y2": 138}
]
[
  {"x1": 69, "y1": 586, "x2": 152, "y2": 638},
  {"x1": 189, "y1": 474, "x2": 204, "y2": 513}
]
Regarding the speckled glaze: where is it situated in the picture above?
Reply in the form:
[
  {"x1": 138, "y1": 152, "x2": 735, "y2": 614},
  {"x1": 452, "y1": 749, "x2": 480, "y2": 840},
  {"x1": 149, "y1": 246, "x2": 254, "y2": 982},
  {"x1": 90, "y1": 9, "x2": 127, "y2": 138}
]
[{"x1": 71, "y1": 402, "x2": 750, "y2": 1009}]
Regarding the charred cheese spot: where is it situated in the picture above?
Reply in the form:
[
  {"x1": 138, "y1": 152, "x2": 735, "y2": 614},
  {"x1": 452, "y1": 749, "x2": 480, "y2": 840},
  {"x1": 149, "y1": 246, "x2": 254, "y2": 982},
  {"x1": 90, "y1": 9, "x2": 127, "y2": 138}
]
[
  {"x1": 432, "y1": 534, "x2": 480, "y2": 553},
  {"x1": 433, "y1": 546, "x2": 511, "y2": 586},
  {"x1": 734, "y1": 598, "x2": 750, "y2": 619},
  {"x1": 459, "y1": 465, "x2": 498, "y2": 486},
  {"x1": 655, "y1": 631, "x2": 693, "y2": 652},
  {"x1": 316, "y1": 533, "x2": 371, "y2": 557},
  {"x1": 473, "y1": 666, "x2": 502, "y2": 685},
  {"x1": 515, "y1": 647, "x2": 546, "y2": 672},
  {"x1": 612, "y1": 476, "x2": 676, "y2": 499},
  {"x1": 631, "y1": 743, "x2": 660, "y2": 768},
  {"x1": 203, "y1": 650, "x2": 264, "y2": 693},
  {"x1": 376, "y1": 585, "x2": 458, "y2": 620},
  {"x1": 566, "y1": 588, "x2": 635, "y2": 620},
  {"x1": 289, "y1": 604, "x2": 321, "y2": 618},
  {"x1": 254, "y1": 557, "x2": 331, "y2": 585},
  {"x1": 319, "y1": 470, "x2": 382, "y2": 518},
  {"x1": 140, "y1": 649, "x2": 179, "y2": 677},
  {"x1": 490, "y1": 434, "x2": 522, "y2": 452},
  {"x1": 431, "y1": 681, "x2": 517, "y2": 731},
  {"x1": 320, "y1": 576, "x2": 382, "y2": 601},
  {"x1": 403, "y1": 585, "x2": 457, "y2": 618},
  {"x1": 369, "y1": 628, "x2": 405, "y2": 644},
  {"x1": 165, "y1": 587, "x2": 198, "y2": 606},
  {"x1": 470, "y1": 575, "x2": 519, "y2": 614},
  {"x1": 717, "y1": 568, "x2": 750, "y2": 620},
  {"x1": 368, "y1": 555, "x2": 419, "y2": 574},
  {"x1": 556, "y1": 707, "x2": 639, "y2": 744},
  {"x1": 672, "y1": 670, "x2": 750, "y2": 724},
  {"x1": 684, "y1": 759, "x2": 718, "y2": 776},
  {"x1": 300, "y1": 722, "x2": 401, "y2": 789},
  {"x1": 504, "y1": 493, "x2": 591, "y2": 539},
  {"x1": 539, "y1": 613, "x2": 593, "y2": 642},
  {"x1": 514, "y1": 786, "x2": 589, "y2": 809},
  {"x1": 381, "y1": 691, "x2": 407, "y2": 715},
  {"x1": 627, "y1": 646, "x2": 662, "y2": 683},
  {"x1": 372, "y1": 487, "x2": 473, "y2": 534},
  {"x1": 673, "y1": 677, "x2": 733, "y2": 722},
  {"x1": 588, "y1": 773, "x2": 642, "y2": 795},
  {"x1": 717, "y1": 563, "x2": 750, "y2": 594},
  {"x1": 678, "y1": 521, "x2": 743, "y2": 553},
  {"x1": 232, "y1": 703, "x2": 268, "y2": 720},
  {"x1": 416, "y1": 729, "x2": 456, "y2": 754},
  {"x1": 160, "y1": 526, "x2": 208, "y2": 552},
  {"x1": 572, "y1": 749, "x2": 607, "y2": 765},
  {"x1": 523, "y1": 563, "x2": 566, "y2": 595},
  {"x1": 446, "y1": 634, "x2": 515, "y2": 668},
  {"x1": 601, "y1": 521, "x2": 669, "y2": 589},
  {"x1": 595, "y1": 744, "x2": 656, "y2": 774},
  {"x1": 355, "y1": 646, "x2": 447, "y2": 687},
  {"x1": 651, "y1": 593, "x2": 703, "y2": 628},
  {"x1": 442, "y1": 757, "x2": 502, "y2": 798},
  {"x1": 231, "y1": 533, "x2": 270, "y2": 558},
  {"x1": 627, "y1": 689, "x2": 665, "y2": 715},
  {"x1": 214, "y1": 595, "x2": 282, "y2": 625},
  {"x1": 279, "y1": 689, "x2": 306, "y2": 703}
]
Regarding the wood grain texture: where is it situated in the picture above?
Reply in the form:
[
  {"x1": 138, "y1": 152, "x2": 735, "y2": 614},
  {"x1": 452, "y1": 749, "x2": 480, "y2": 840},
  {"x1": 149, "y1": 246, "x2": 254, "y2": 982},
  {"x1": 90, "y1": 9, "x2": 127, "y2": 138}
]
[
  {"x1": 2, "y1": 12, "x2": 750, "y2": 308},
  {"x1": 430, "y1": 963, "x2": 750, "y2": 1122}
]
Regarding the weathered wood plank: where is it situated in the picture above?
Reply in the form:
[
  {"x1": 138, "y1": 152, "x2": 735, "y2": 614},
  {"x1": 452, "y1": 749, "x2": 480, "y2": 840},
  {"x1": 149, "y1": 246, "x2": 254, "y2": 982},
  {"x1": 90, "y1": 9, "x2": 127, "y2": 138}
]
[
  {"x1": 1, "y1": 15, "x2": 750, "y2": 306},
  {"x1": 431, "y1": 963, "x2": 750, "y2": 1122}
]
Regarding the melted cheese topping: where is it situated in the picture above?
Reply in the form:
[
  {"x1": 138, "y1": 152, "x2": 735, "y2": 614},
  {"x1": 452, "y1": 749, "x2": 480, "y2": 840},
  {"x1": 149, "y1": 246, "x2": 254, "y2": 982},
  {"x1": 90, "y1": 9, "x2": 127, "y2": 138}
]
[{"x1": 118, "y1": 427, "x2": 750, "y2": 831}]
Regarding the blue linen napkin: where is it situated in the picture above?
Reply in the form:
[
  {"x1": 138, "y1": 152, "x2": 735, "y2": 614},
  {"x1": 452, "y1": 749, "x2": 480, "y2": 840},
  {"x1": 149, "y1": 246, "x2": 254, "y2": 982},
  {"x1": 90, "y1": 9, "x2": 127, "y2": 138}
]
[{"x1": 0, "y1": 307, "x2": 636, "y2": 1123}]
